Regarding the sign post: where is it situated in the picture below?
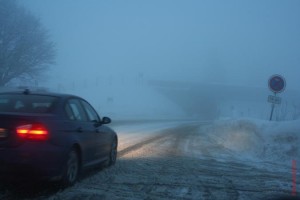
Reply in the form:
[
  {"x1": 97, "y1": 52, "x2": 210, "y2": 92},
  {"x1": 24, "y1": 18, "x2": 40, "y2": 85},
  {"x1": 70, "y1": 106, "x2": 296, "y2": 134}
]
[{"x1": 268, "y1": 74, "x2": 286, "y2": 121}]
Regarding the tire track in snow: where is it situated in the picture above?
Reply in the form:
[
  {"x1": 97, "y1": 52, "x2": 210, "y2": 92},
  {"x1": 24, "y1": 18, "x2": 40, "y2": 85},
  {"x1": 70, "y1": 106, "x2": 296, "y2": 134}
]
[
  {"x1": 117, "y1": 131, "x2": 171, "y2": 158},
  {"x1": 115, "y1": 124, "x2": 241, "y2": 200},
  {"x1": 117, "y1": 123, "x2": 202, "y2": 158}
]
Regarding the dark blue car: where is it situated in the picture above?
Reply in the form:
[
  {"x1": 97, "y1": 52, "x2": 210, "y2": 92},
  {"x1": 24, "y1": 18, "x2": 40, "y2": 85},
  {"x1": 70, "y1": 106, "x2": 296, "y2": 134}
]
[{"x1": 0, "y1": 89, "x2": 118, "y2": 186}]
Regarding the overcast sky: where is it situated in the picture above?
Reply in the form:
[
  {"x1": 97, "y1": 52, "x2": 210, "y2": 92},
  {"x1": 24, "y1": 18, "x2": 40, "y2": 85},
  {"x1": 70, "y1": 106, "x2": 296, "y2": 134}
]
[{"x1": 21, "y1": 0, "x2": 300, "y2": 90}]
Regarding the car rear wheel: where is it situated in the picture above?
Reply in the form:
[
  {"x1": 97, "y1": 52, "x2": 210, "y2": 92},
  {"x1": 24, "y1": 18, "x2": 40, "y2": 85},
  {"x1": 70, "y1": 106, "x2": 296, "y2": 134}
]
[{"x1": 62, "y1": 148, "x2": 79, "y2": 187}]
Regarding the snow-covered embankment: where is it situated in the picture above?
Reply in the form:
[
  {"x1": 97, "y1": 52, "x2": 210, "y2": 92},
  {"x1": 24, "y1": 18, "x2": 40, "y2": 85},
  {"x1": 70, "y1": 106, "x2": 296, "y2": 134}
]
[{"x1": 202, "y1": 118, "x2": 299, "y2": 169}]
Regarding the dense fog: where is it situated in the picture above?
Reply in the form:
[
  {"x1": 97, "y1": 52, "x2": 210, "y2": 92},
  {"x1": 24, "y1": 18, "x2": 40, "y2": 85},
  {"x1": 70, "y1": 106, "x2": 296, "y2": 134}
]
[{"x1": 19, "y1": 0, "x2": 300, "y2": 120}]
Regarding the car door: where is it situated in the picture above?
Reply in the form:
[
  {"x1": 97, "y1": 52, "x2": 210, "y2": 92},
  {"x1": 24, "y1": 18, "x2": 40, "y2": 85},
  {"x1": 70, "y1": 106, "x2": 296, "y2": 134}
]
[
  {"x1": 65, "y1": 98, "x2": 98, "y2": 166},
  {"x1": 80, "y1": 100, "x2": 111, "y2": 161}
]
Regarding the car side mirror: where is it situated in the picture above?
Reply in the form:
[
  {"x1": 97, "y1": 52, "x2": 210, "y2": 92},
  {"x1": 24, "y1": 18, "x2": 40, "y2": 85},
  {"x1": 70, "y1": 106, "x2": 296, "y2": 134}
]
[{"x1": 101, "y1": 117, "x2": 111, "y2": 124}]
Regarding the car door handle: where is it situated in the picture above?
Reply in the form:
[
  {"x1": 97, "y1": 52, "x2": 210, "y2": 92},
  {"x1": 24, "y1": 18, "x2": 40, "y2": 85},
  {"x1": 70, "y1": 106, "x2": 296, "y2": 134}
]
[{"x1": 76, "y1": 127, "x2": 83, "y2": 133}]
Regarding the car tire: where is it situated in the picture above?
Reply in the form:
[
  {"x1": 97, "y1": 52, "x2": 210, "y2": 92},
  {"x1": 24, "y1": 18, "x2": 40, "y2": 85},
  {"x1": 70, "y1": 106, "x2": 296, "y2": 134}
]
[
  {"x1": 108, "y1": 138, "x2": 117, "y2": 166},
  {"x1": 61, "y1": 148, "x2": 79, "y2": 187}
]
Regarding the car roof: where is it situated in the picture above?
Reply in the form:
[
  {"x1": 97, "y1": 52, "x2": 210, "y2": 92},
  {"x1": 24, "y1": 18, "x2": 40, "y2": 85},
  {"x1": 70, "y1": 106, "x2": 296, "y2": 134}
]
[{"x1": 0, "y1": 88, "x2": 81, "y2": 99}]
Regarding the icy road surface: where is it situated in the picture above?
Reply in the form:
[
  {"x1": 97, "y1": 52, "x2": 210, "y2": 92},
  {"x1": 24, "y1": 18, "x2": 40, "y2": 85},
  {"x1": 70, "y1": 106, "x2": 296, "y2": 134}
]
[{"x1": 0, "y1": 120, "x2": 298, "y2": 200}]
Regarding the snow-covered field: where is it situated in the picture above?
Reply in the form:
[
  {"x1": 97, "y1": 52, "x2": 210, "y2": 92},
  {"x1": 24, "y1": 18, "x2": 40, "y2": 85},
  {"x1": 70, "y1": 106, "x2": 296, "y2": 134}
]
[{"x1": 0, "y1": 119, "x2": 299, "y2": 199}]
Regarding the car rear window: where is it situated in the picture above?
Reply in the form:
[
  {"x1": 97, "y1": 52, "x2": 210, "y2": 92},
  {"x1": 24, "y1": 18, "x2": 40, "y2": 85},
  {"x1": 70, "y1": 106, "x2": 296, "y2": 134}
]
[{"x1": 0, "y1": 94, "x2": 58, "y2": 113}]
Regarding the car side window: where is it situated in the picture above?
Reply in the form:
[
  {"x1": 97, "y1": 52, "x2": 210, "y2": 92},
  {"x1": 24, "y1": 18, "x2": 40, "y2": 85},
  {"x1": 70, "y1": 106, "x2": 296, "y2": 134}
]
[
  {"x1": 65, "y1": 99, "x2": 88, "y2": 121},
  {"x1": 80, "y1": 100, "x2": 100, "y2": 122},
  {"x1": 65, "y1": 103, "x2": 75, "y2": 120}
]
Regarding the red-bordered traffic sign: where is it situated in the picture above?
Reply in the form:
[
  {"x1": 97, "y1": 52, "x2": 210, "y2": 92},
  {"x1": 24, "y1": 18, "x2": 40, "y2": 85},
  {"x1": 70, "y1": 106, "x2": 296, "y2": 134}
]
[{"x1": 268, "y1": 74, "x2": 286, "y2": 93}]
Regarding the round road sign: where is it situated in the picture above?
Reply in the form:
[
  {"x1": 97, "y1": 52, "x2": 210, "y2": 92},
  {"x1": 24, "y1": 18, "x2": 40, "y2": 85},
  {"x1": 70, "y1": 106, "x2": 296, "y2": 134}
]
[{"x1": 268, "y1": 74, "x2": 286, "y2": 93}]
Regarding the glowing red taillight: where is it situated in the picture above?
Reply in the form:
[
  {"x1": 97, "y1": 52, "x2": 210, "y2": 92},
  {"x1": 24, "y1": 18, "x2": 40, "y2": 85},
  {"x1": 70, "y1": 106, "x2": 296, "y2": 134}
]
[{"x1": 16, "y1": 124, "x2": 49, "y2": 140}]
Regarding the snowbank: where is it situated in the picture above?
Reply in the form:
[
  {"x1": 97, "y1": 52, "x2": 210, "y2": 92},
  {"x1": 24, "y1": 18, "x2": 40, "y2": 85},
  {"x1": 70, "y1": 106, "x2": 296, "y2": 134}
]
[{"x1": 204, "y1": 118, "x2": 300, "y2": 167}]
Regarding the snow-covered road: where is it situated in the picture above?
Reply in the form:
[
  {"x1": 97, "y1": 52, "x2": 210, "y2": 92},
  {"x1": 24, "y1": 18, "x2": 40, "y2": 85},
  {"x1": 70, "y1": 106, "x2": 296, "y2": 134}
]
[
  {"x1": 0, "y1": 120, "x2": 298, "y2": 199},
  {"x1": 48, "y1": 120, "x2": 297, "y2": 200}
]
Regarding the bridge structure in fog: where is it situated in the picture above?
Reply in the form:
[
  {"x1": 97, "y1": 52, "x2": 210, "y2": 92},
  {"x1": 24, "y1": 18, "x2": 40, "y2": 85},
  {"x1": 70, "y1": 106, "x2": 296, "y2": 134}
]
[{"x1": 149, "y1": 80, "x2": 300, "y2": 120}]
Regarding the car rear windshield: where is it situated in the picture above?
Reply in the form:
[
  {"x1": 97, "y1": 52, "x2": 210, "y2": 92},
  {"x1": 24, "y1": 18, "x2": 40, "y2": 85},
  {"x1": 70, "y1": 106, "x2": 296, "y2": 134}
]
[{"x1": 0, "y1": 94, "x2": 58, "y2": 113}]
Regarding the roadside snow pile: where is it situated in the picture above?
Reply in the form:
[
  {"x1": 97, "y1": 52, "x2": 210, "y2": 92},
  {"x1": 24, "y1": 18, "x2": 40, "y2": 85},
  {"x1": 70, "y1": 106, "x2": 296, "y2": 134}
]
[
  {"x1": 260, "y1": 119, "x2": 300, "y2": 164},
  {"x1": 204, "y1": 118, "x2": 300, "y2": 166}
]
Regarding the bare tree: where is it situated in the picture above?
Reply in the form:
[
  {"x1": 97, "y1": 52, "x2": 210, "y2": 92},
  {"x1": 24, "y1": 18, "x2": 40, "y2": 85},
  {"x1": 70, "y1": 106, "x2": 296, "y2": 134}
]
[{"x1": 0, "y1": 0, "x2": 55, "y2": 86}]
